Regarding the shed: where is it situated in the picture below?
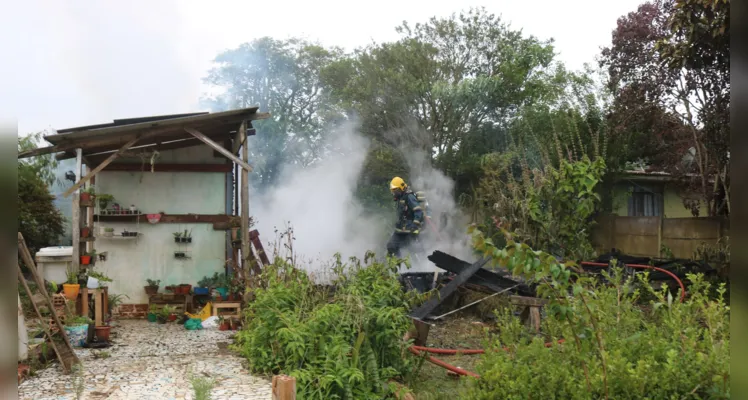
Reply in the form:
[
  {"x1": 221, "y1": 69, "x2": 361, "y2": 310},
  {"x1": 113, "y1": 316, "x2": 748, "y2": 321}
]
[{"x1": 19, "y1": 107, "x2": 270, "y2": 315}]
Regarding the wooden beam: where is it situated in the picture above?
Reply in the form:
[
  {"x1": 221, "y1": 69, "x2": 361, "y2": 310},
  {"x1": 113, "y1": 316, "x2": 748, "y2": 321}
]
[
  {"x1": 93, "y1": 213, "x2": 237, "y2": 224},
  {"x1": 92, "y1": 163, "x2": 232, "y2": 173},
  {"x1": 232, "y1": 124, "x2": 256, "y2": 155},
  {"x1": 239, "y1": 121, "x2": 251, "y2": 278},
  {"x1": 72, "y1": 148, "x2": 82, "y2": 271},
  {"x1": 18, "y1": 144, "x2": 65, "y2": 159},
  {"x1": 184, "y1": 128, "x2": 253, "y2": 172},
  {"x1": 62, "y1": 135, "x2": 143, "y2": 198}
]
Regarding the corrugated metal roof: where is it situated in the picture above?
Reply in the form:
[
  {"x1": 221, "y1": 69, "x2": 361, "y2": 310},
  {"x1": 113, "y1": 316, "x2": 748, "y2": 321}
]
[
  {"x1": 54, "y1": 112, "x2": 209, "y2": 134},
  {"x1": 45, "y1": 107, "x2": 261, "y2": 144}
]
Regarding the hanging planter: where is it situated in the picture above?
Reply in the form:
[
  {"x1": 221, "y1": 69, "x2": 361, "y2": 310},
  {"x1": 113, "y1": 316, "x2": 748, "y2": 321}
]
[{"x1": 80, "y1": 255, "x2": 92, "y2": 265}]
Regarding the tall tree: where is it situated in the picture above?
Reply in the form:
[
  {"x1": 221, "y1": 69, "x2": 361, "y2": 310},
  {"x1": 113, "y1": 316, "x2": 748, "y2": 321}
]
[
  {"x1": 600, "y1": 0, "x2": 729, "y2": 216},
  {"x1": 202, "y1": 37, "x2": 346, "y2": 190},
  {"x1": 323, "y1": 7, "x2": 577, "y2": 196},
  {"x1": 18, "y1": 133, "x2": 65, "y2": 254}
]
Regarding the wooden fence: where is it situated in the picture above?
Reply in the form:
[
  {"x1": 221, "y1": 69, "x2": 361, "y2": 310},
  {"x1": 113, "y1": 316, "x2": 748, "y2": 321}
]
[{"x1": 591, "y1": 214, "x2": 729, "y2": 259}]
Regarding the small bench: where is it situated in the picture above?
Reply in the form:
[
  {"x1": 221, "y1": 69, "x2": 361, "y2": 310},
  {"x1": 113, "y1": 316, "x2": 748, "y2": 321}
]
[{"x1": 212, "y1": 301, "x2": 242, "y2": 319}]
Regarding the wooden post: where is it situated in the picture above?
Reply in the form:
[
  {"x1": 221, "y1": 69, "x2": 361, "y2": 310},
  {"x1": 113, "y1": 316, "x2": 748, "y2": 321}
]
[
  {"x1": 94, "y1": 289, "x2": 103, "y2": 326},
  {"x1": 239, "y1": 121, "x2": 251, "y2": 279},
  {"x1": 272, "y1": 375, "x2": 296, "y2": 400},
  {"x1": 81, "y1": 287, "x2": 89, "y2": 317},
  {"x1": 72, "y1": 148, "x2": 82, "y2": 274},
  {"x1": 657, "y1": 215, "x2": 663, "y2": 257},
  {"x1": 87, "y1": 172, "x2": 95, "y2": 254}
]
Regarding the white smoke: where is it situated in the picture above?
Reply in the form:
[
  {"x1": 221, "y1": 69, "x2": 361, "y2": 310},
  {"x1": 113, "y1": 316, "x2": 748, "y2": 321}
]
[
  {"x1": 251, "y1": 119, "x2": 474, "y2": 280},
  {"x1": 251, "y1": 119, "x2": 390, "y2": 281}
]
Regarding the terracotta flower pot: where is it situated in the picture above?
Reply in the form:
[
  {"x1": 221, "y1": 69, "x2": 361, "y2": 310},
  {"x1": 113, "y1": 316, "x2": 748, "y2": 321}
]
[
  {"x1": 81, "y1": 227, "x2": 90, "y2": 238},
  {"x1": 62, "y1": 284, "x2": 80, "y2": 300},
  {"x1": 80, "y1": 192, "x2": 92, "y2": 202},
  {"x1": 168, "y1": 314, "x2": 177, "y2": 322},
  {"x1": 80, "y1": 255, "x2": 91, "y2": 265},
  {"x1": 144, "y1": 285, "x2": 159, "y2": 295},
  {"x1": 219, "y1": 322, "x2": 229, "y2": 331},
  {"x1": 94, "y1": 325, "x2": 111, "y2": 341}
]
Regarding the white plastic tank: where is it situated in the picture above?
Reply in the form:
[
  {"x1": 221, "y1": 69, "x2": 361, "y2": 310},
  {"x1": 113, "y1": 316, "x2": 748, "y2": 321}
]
[{"x1": 35, "y1": 246, "x2": 73, "y2": 285}]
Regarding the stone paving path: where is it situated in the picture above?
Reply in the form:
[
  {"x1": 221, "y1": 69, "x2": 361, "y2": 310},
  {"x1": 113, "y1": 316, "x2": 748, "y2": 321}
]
[{"x1": 18, "y1": 320, "x2": 272, "y2": 399}]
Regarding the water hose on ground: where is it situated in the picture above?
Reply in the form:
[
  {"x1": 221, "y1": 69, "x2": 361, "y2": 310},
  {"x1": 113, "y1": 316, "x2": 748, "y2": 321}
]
[{"x1": 409, "y1": 262, "x2": 686, "y2": 378}]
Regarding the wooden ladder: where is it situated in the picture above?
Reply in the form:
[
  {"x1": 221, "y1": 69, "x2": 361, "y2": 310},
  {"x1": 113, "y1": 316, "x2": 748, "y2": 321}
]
[{"x1": 17, "y1": 232, "x2": 80, "y2": 373}]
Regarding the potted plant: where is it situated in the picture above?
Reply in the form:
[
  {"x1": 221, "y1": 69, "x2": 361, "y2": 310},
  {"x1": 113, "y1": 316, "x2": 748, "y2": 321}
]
[
  {"x1": 80, "y1": 249, "x2": 96, "y2": 266},
  {"x1": 63, "y1": 301, "x2": 93, "y2": 347},
  {"x1": 144, "y1": 279, "x2": 160, "y2": 295},
  {"x1": 88, "y1": 271, "x2": 112, "y2": 289},
  {"x1": 80, "y1": 187, "x2": 96, "y2": 203},
  {"x1": 81, "y1": 224, "x2": 91, "y2": 238},
  {"x1": 147, "y1": 304, "x2": 158, "y2": 322},
  {"x1": 194, "y1": 275, "x2": 212, "y2": 295},
  {"x1": 104, "y1": 227, "x2": 114, "y2": 237},
  {"x1": 174, "y1": 251, "x2": 186, "y2": 258},
  {"x1": 173, "y1": 231, "x2": 182, "y2": 243},
  {"x1": 181, "y1": 229, "x2": 192, "y2": 243},
  {"x1": 214, "y1": 273, "x2": 229, "y2": 300},
  {"x1": 94, "y1": 323, "x2": 111, "y2": 341},
  {"x1": 178, "y1": 283, "x2": 192, "y2": 295},
  {"x1": 218, "y1": 316, "x2": 229, "y2": 331},
  {"x1": 156, "y1": 305, "x2": 175, "y2": 323},
  {"x1": 228, "y1": 281, "x2": 244, "y2": 301},
  {"x1": 165, "y1": 285, "x2": 176, "y2": 293},
  {"x1": 97, "y1": 194, "x2": 114, "y2": 210},
  {"x1": 63, "y1": 266, "x2": 80, "y2": 300}
]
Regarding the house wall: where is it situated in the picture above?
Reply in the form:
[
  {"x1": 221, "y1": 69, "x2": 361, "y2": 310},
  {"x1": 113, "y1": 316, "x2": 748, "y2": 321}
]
[
  {"x1": 89, "y1": 145, "x2": 229, "y2": 313},
  {"x1": 611, "y1": 182, "x2": 704, "y2": 218}
]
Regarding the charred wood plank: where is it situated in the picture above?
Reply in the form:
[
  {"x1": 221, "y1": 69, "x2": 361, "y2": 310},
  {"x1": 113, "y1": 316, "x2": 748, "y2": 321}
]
[
  {"x1": 428, "y1": 251, "x2": 535, "y2": 297},
  {"x1": 409, "y1": 256, "x2": 490, "y2": 320}
]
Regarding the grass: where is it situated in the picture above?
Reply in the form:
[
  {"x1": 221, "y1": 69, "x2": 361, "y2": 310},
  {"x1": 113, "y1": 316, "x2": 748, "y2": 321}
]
[{"x1": 409, "y1": 315, "x2": 493, "y2": 398}]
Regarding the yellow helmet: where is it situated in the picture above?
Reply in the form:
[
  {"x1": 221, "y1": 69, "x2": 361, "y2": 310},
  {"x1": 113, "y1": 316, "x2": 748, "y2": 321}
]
[{"x1": 390, "y1": 176, "x2": 407, "y2": 191}]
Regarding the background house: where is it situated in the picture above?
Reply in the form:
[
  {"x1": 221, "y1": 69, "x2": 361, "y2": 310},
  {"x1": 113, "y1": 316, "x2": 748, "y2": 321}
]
[{"x1": 609, "y1": 170, "x2": 706, "y2": 218}]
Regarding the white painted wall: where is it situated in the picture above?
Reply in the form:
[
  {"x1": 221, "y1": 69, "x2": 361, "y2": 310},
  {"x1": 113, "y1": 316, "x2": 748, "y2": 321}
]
[{"x1": 89, "y1": 145, "x2": 230, "y2": 304}]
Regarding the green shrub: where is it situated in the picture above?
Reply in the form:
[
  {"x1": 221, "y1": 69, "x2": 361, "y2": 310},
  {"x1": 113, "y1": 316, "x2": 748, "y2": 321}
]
[
  {"x1": 466, "y1": 226, "x2": 730, "y2": 399},
  {"x1": 234, "y1": 252, "x2": 426, "y2": 400}
]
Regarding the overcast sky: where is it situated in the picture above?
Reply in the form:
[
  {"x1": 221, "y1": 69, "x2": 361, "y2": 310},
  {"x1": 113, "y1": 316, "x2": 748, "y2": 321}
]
[{"x1": 2, "y1": 0, "x2": 643, "y2": 137}]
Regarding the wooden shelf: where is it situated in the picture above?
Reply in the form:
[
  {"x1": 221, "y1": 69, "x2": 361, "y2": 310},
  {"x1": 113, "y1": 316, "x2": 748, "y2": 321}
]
[
  {"x1": 98, "y1": 234, "x2": 142, "y2": 239},
  {"x1": 80, "y1": 237, "x2": 96, "y2": 242}
]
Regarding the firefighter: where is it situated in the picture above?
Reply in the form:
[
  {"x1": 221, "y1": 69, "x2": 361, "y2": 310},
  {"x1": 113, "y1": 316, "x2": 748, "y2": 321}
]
[{"x1": 386, "y1": 176, "x2": 425, "y2": 258}]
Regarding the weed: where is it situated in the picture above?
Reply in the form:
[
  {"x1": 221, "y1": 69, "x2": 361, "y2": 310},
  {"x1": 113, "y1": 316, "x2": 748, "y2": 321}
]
[
  {"x1": 92, "y1": 351, "x2": 110, "y2": 359},
  {"x1": 70, "y1": 363, "x2": 85, "y2": 400},
  {"x1": 189, "y1": 371, "x2": 215, "y2": 400}
]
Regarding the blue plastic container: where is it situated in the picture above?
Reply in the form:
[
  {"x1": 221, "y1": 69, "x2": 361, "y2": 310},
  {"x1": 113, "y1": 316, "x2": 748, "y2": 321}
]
[{"x1": 193, "y1": 287, "x2": 210, "y2": 295}]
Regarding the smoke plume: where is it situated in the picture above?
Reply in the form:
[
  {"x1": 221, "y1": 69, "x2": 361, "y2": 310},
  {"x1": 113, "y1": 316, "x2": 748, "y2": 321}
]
[{"x1": 252, "y1": 119, "x2": 474, "y2": 280}]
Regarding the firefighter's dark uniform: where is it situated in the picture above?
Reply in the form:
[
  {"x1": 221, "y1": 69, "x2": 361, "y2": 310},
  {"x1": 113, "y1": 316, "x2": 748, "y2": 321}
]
[{"x1": 386, "y1": 188, "x2": 425, "y2": 258}]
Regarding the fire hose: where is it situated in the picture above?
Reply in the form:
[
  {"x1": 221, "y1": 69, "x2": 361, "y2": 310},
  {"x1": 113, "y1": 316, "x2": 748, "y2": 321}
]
[{"x1": 407, "y1": 262, "x2": 686, "y2": 378}]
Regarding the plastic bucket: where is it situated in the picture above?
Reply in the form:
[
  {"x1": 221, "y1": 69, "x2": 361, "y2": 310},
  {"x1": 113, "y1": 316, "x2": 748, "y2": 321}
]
[
  {"x1": 147, "y1": 313, "x2": 157, "y2": 322},
  {"x1": 64, "y1": 324, "x2": 88, "y2": 347}
]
